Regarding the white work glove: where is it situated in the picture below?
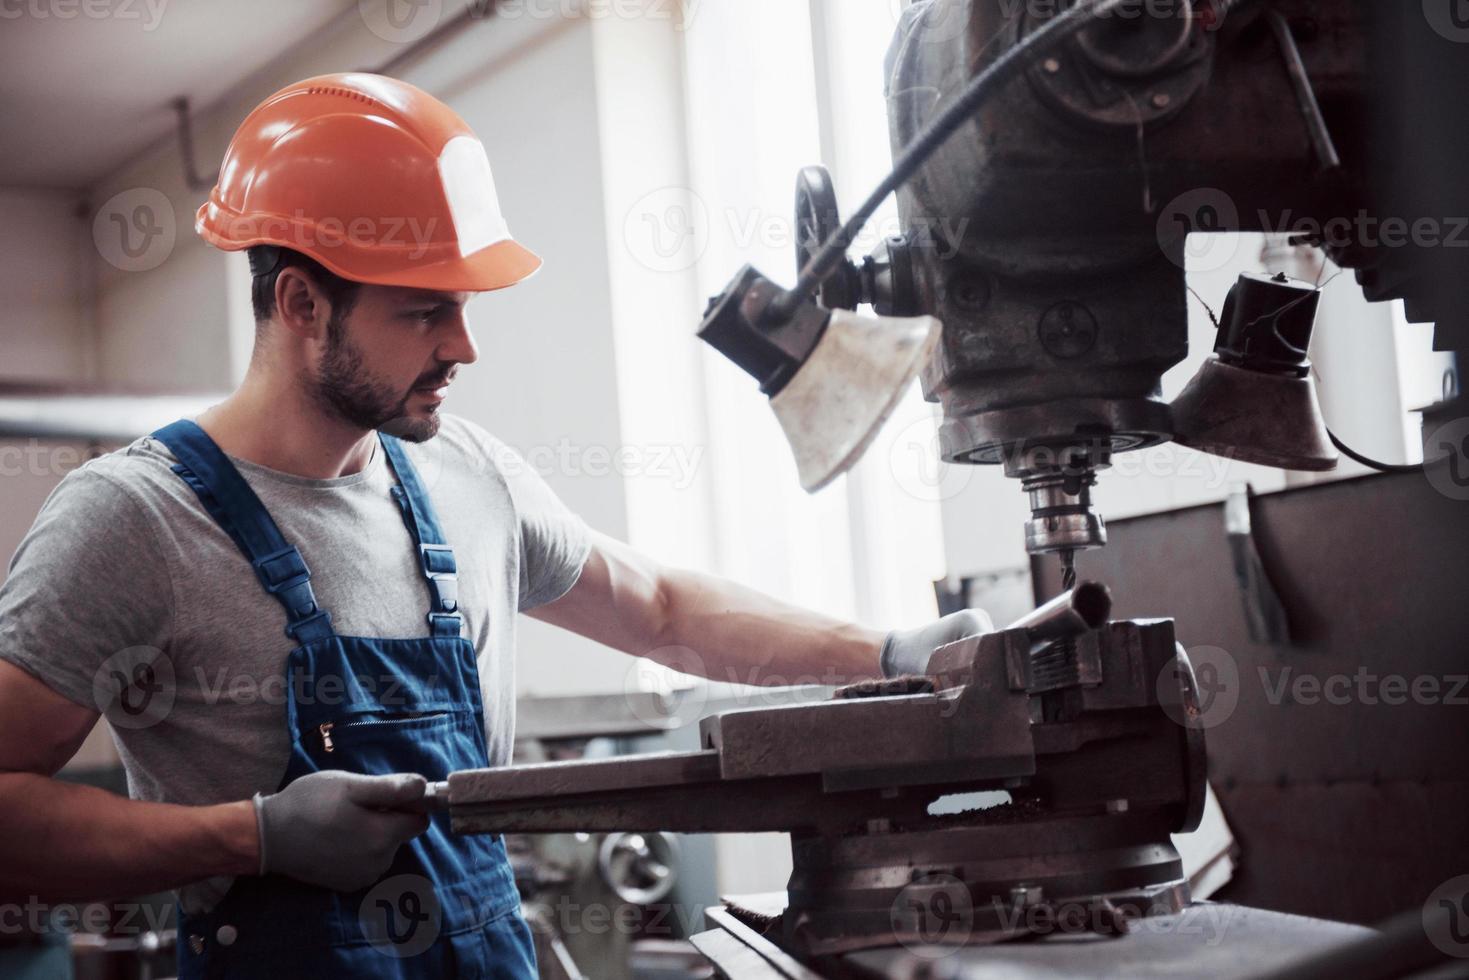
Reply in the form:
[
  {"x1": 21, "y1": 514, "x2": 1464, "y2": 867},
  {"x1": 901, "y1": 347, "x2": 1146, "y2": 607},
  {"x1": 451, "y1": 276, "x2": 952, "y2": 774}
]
[
  {"x1": 879, "y1": 608, "x2": 994, "y2": 679},
  {"x1": 253, "y1": 771, "x2": 430, "y2": 892}
]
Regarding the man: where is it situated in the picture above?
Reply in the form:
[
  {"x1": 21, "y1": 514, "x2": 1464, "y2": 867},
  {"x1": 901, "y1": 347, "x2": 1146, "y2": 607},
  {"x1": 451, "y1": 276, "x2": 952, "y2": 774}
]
[{"x1": 0, "y1": 74, "x2": 989, "y2": 977}]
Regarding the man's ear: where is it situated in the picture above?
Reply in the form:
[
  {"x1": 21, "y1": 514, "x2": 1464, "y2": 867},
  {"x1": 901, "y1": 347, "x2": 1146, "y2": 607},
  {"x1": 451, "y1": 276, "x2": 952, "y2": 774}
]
[{"x1": 275, "y1": 267, "x2": 329, "y2": 342}]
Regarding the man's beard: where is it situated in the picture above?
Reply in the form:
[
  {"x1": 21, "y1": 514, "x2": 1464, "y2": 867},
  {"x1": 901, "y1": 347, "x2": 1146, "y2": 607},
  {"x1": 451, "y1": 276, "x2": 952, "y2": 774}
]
[{"x1": 309, "y1": 311, "x2": 443, "y2": 443}]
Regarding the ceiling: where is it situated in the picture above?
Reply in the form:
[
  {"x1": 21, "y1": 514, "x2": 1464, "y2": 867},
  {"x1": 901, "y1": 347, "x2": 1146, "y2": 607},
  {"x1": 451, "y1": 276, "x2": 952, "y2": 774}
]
[{"x1": 0, "y1": 0, "x2": 357, "y2": 190}]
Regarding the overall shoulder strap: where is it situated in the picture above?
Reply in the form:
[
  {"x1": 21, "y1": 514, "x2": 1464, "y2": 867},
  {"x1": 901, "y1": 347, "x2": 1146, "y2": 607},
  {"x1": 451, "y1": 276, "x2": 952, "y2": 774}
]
[
  {"x1": 378, "y1": 433, "x2": 462, "y2": 638},
  {"x1": 151, "y1": 420, "x2": 334, "y2": 643}
]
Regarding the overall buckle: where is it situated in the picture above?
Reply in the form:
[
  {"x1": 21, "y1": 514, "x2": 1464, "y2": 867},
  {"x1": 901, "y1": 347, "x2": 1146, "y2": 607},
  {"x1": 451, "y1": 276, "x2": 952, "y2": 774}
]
[
  {"x1": 419, "y1": 544, "x2": 460, "y2": 614},
  {"x1": 254, "y1": 547, "x2": 332, "y2": 642}
]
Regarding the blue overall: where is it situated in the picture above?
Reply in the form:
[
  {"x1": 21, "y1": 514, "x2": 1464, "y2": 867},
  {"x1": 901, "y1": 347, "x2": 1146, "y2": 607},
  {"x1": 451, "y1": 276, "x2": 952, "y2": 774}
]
[{"x1": 152, "y1": 420, "x2": 536, "y2": 979}]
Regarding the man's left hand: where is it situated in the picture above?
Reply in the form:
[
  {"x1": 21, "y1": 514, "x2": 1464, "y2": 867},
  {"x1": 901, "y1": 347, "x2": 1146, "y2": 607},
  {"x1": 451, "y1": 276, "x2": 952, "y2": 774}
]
[{"x1": 879, "y1": 608, "x2": 994, "y2": 678}]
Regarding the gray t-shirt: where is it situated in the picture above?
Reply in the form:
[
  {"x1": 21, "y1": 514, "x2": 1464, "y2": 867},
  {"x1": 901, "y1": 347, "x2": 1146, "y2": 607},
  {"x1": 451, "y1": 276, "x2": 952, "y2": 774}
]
[{"x1": 0, "y1": 413, "x2": 590, "y2": 911}]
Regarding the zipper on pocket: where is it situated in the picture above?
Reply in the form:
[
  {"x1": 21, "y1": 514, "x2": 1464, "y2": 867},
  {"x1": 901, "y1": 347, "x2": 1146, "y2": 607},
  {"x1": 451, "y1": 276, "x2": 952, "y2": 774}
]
[{"x1": 317, "y1": 712, "x2": 448, "y2": 753}]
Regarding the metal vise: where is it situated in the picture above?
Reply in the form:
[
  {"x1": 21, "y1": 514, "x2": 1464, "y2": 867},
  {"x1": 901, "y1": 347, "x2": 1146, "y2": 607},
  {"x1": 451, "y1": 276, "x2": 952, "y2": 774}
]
[{"x1": 435, "y1": 586, "x2": 1207, "y2": 953}]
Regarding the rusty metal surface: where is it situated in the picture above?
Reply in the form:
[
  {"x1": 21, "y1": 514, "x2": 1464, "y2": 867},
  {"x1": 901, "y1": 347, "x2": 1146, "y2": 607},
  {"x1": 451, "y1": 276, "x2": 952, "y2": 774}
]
[
  {"x1": 840, "y1": 903, "x2": 1375, "y2": 979},
  {"x1": 690, "y1": 930, "x2": 795, "y2": 980},
  {"x1": 781, "y1": 813, "x2": 1189, "y2": 955},
  {"x1": 1033, "y1": 472, "x2": 1469, "y2": 925},
  {"x1": 700, "y1": 908, "x2": 828, "y2": 980},
  {"x1": 449, "y1": 618, "x2": 1197, "y2": 833},
  {"x1": 448, "y1": 610, "x2": 1207, "y2": 954},
  {"x1": 693, "y1": 899, "x2": 1376, "y2": 979}
]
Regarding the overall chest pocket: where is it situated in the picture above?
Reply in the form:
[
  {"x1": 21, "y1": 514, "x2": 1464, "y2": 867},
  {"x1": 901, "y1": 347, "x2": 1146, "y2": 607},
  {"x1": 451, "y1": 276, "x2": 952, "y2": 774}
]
[{"x1": 288, "y1": 634, "x2": 493, "y2": 776}]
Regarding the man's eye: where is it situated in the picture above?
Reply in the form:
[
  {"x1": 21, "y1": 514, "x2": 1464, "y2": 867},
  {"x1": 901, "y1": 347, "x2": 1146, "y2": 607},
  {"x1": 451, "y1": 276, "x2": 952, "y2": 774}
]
[{"x1": 406, "y1": 309, "x2": 437, "y2": 321}]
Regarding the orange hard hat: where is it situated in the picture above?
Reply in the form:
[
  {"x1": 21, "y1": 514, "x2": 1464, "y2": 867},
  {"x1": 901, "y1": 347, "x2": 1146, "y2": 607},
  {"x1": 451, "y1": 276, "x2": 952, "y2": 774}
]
[{"x1": 197, "y1": 73, "x2": 541, "y2": 292}]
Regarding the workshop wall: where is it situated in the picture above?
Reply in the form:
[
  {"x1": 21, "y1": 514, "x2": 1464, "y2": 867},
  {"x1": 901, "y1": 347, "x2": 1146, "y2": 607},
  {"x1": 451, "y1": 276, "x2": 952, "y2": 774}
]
[
  {"x1": 0, "y1": 188, "x2": 116, "y2": 768},
  {"x1": 0, "y1": 187, "x2": 95, "y2": 602}
]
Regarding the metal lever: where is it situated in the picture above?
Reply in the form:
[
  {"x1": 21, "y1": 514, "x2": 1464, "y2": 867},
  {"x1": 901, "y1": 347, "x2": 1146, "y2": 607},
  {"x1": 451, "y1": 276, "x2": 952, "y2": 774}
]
[{"x1": 1267, "y1": 10, "x2": 1341, "y2": 173}]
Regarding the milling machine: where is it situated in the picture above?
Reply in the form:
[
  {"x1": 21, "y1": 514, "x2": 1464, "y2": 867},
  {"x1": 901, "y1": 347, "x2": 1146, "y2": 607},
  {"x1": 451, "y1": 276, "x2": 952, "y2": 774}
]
[{"x1": 429, "y1": 0, "x2": 1467, "y2": 975}]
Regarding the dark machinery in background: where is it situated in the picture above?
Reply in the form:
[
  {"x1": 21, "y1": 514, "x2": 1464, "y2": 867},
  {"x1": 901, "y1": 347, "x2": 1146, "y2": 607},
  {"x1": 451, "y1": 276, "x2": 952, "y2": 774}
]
[
  {"x1": 434, "y1": 0, "x2": 1468, "y2": 976},
  {"x1": 700, "y1": 0, "x2": 1463, "y2": 577}
]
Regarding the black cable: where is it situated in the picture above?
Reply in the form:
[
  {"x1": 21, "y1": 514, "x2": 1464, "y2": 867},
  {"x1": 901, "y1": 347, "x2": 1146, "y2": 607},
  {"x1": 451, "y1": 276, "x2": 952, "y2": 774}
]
[
  {"x1": 765, "y1": 0, "x2": 1133, "y2": 322},
  {"x1": 1314, "y1": 365, "x2": 1425, "y2": 473},
  {"x1": 1326, "y1": 428, "x2": 1423, "y2": 474}
]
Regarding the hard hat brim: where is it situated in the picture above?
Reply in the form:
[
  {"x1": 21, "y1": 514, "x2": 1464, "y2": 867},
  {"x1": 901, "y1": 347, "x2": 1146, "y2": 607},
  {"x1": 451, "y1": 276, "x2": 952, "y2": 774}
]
[
  {"x1": 199, "y1": 192, "x2": 544, "y2": 294},
  {"x1": 351, "y1": 238, "x2": 545, "y2": 293}
]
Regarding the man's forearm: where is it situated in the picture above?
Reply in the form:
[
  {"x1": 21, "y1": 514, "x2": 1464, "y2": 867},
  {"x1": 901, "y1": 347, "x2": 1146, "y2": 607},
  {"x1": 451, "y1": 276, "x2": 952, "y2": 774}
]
[
  {"x1": 0, "y1": 772, "x2": 258, "y2": 903},
  {"x1": 657, "y1": 567, "x2": 885, "y2": 687}
]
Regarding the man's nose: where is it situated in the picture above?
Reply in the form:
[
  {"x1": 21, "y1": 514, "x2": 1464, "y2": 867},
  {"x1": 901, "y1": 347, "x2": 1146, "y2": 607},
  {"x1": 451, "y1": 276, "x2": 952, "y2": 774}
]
[{"x1": 437, "y1": 310, "x2": 479, "y2": 367}]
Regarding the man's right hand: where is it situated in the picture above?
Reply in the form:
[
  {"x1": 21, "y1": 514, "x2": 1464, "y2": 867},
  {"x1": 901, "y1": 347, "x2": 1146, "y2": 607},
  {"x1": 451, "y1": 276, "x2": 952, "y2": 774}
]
[{"x1": 254, "y1": 771, "x2": 430, "y2": 892}]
